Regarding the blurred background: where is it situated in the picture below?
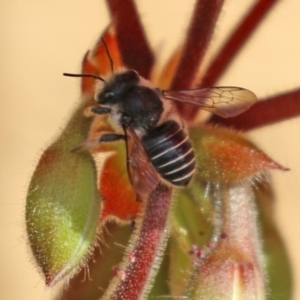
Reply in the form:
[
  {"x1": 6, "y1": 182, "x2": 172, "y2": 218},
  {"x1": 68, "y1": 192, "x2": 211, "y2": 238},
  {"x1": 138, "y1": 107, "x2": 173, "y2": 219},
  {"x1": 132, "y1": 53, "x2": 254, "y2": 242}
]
[{"x1": 1, "y1": 0, "x2": 299, "y2": 299}]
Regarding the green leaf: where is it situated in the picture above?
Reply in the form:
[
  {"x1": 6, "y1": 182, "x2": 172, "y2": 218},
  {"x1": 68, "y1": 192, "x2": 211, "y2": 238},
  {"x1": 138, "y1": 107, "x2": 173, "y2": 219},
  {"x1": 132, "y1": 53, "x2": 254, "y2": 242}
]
[{"x1": 26, "y1": 102, "x2": 101, "y2": 286}]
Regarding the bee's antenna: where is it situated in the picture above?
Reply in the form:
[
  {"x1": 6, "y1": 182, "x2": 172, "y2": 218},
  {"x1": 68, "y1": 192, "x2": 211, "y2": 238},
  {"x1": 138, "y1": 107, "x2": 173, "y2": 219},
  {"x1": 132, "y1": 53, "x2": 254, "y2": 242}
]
[
  {"x1": 101, "y1": 37, "x2": 114, "y2": 74},
  {"x1": 63, "y1": 73, "x2": 106, "y2": 83}
]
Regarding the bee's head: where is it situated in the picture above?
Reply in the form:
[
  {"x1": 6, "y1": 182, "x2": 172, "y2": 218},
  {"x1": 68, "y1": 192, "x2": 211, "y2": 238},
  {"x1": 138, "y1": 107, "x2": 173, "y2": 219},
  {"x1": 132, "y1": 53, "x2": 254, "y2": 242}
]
[{"x1": 96, "y1": 70, "x2": 140, "y2": 105}]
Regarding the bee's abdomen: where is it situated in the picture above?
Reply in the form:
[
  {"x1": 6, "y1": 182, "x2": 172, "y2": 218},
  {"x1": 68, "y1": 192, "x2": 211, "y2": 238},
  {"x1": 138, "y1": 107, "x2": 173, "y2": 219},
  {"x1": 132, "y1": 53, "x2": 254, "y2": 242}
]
[{"x1": 142, "y1": 120, "x2": 195, "y2": 186}]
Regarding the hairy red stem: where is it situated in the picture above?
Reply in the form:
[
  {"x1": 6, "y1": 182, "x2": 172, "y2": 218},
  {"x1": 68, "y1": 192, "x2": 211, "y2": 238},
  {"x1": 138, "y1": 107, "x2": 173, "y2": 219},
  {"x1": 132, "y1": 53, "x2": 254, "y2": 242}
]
[
  {"x1": 103, "y1": 183, "x2": 172, "y2": 300},
  {"x1": 200, "y1": 0, "x2": 278, "y2": 87},
  {"x1": 170, "y1": 0, "x2": 224, "y2": 120},
  {"x1": 106, "y1": 0, "x2": 154, "y2": 78},
  {"x1": 171, "y1": 0, "x2": 225, "y2": 91}
]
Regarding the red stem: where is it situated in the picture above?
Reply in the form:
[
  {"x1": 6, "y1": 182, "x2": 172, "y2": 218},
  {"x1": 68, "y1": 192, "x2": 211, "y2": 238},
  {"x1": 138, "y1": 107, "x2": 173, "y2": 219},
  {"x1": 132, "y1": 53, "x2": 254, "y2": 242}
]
[
  {"x1": 171, "y1": 0, "x2": 225, "y2": 91},
  {"x1": 200, "y1": 0, "x2": 278, "y2": 87},
  {"x1": 170, "y1": 0, "x2": 224, "y2": 120},
  {"x1": 106, "y1": 0, "x2": 154, "y2": 78},
  {"x1": 104, "y1": 183, "x2": 172, "y2": 300}
]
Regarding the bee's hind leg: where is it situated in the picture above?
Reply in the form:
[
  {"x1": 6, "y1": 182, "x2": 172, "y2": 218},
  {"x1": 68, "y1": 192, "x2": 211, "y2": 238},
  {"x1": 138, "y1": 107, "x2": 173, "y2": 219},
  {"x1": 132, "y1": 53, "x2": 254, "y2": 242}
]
[{"x1": 71, "y1": 134, "x2": 125, "y2": 152}]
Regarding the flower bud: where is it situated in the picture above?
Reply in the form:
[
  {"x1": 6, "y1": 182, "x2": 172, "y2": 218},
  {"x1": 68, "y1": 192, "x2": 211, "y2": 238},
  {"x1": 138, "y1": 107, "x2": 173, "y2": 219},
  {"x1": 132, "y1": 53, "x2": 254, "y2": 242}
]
[
  {"x1": 26, "y1": 103, "x2": 101, "y2": 286},
  {"x1": 189, "y1": 125, "x2": 287, "y2": 182}
]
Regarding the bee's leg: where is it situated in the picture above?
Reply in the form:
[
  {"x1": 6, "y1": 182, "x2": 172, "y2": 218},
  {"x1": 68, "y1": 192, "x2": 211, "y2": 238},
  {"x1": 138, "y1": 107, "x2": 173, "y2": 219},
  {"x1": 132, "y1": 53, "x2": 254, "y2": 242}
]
[
  {"x1": 99, "y1": 134, "x2": 126, "y2": 142},
  {"x1": 91, "y1": 106, "x2": 112, "y2": 115},
  {"x1": 71, "y1": 134, "x2": 125, "y2": 152},
  {"x1": 83, "y1": 106, "x2": 112, "y2": 118}
]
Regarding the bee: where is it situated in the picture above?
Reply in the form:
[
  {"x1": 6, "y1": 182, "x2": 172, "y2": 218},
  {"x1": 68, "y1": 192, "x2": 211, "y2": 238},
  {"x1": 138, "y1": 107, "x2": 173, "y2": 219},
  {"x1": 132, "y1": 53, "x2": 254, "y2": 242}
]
[{"x1": 64, "y1": 45, "x2": 256, "y2": 197}]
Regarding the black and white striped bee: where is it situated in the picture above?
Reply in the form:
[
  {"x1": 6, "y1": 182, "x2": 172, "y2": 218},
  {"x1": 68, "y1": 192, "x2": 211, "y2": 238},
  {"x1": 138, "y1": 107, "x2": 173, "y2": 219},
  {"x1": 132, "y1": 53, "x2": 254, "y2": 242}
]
[{"x1": 64, "y1": 61, "x2": 256, "y2": 197}]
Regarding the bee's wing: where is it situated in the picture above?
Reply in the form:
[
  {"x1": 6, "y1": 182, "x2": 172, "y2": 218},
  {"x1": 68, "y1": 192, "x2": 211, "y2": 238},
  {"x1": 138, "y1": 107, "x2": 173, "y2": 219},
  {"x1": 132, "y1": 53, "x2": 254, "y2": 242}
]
[
  {"x1": 163, "y1": 87, "x2": 257, "y2": 118},
  {"x1": 124, "y1": 125, "x2": 160, "y2": 197}
]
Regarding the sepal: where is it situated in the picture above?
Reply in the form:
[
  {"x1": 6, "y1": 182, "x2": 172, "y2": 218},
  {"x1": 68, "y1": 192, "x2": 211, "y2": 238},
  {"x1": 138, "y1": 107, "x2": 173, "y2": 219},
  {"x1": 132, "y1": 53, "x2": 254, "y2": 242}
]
[{"x1": 26, "y1": 103, "x2": 101, "y2": 286}]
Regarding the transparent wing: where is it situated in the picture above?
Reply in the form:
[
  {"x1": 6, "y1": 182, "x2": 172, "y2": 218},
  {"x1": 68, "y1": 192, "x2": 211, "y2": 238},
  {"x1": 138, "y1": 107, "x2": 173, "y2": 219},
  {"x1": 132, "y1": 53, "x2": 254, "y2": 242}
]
[
  {"x1": 124, "y1": 125, "x2": 160, "y2": 197},
  {"x1": 162, "y1": 86, "x2": 257, "y2": 118}
]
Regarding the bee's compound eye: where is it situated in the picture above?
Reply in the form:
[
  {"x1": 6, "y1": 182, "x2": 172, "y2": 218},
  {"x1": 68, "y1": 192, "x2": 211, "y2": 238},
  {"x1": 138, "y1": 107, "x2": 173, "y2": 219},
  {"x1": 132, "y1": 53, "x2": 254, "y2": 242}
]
[
  {"x1": 97, "y1": 91, "x2": 115, "y2": 104},
  {"x1": 104, "y1": 91, "x2": 115, "y2": 100},
  {"x1": 122, "y1": 70, "x2": 139, "y2": 83}
]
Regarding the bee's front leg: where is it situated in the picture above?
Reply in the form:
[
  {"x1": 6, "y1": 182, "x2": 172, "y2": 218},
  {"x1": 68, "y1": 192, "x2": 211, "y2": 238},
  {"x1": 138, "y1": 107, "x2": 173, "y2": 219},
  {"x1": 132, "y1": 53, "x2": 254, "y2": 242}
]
[
  {"x1": 99, "y1": 134, "x2": 126, "y2": 142},
  {"x1": 91, "y1": 106, "x2": 112, "y2": 115}
]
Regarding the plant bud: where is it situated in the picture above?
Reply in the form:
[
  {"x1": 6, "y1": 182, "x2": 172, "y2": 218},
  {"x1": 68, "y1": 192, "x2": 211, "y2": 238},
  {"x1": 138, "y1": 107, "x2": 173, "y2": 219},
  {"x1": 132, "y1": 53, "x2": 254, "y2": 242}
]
[{"x1": 26, "y1": 103, "x2": 101, "y2": 286}]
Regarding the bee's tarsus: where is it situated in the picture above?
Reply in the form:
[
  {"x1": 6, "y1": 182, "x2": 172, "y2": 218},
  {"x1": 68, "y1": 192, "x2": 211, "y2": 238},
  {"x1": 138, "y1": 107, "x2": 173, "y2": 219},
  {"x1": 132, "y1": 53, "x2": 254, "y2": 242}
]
[
  {"x1": 99, "y1": 134, "x2": 125, "y2": 142},
  {"x1": 91, "y1": 106, "x2": 112, "y2": 115}
]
